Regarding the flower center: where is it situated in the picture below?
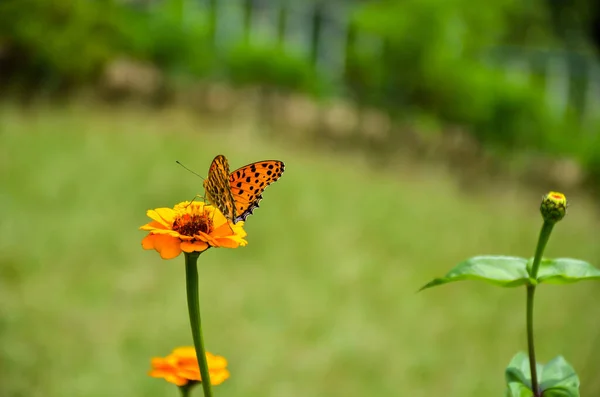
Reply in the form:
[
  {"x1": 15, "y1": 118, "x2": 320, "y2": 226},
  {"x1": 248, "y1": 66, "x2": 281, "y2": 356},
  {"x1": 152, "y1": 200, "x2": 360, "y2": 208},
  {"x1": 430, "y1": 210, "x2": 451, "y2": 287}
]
[{"x1": 173, "y1": 213, "x2": 213, "y2": 237}]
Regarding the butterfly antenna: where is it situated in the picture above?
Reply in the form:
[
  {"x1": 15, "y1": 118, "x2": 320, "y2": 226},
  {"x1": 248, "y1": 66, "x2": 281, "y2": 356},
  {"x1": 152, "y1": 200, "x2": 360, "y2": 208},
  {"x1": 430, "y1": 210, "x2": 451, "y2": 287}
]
[{"x1": 176, "y1": 160, "x2": 205, "y2": 181}]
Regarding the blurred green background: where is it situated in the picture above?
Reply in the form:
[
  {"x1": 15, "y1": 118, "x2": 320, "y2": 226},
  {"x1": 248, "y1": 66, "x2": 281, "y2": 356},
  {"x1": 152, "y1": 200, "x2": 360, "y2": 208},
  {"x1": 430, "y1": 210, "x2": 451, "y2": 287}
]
[{"x1": 1, "y1": 0, "x2": 600, "y2": 396}]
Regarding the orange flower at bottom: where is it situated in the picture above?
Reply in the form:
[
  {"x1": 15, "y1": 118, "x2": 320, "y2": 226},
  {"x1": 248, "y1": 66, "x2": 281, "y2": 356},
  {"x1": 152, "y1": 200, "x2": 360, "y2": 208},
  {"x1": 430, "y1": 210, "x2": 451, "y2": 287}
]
[
  {"x1": 140, "y1": 201, "x2": 247, "y2": 259},
  {"x1": 149, "y1": 347, "x2": 230, "y2": 386}
]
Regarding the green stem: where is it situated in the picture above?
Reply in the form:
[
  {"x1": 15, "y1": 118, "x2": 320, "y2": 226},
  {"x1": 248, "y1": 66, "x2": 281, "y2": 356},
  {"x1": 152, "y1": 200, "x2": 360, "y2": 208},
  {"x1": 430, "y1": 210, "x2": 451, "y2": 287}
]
[
  {"x1": 526, "y1": 285, "x2": 540, "y2": 397},
  {"x1": 179, "y1": 384, "x2": 191, "y2": 397},
  {"x1": 185, "y1": 252, "x2": 213, "y2": 397},
  {"x1": 529, "y1": 221, "x2": 554, "y2": 279},
  {"x1": 526, "y1": 220, "x2": 555, "y2": 397}
]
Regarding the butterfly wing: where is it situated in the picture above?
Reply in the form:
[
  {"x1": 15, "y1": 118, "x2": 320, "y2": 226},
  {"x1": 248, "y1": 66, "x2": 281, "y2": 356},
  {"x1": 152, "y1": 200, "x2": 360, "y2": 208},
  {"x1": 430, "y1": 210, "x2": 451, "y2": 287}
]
[
  {"x1": 203, "y1": 155, "x2": 237, "y2": 222},
  {"x1": 228, "y1": 160, "x2": 285, "y2": 223}
]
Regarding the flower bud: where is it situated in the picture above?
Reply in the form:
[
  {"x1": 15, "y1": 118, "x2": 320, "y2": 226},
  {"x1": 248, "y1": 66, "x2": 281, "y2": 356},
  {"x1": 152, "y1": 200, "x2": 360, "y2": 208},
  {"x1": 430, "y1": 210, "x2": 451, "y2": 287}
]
[{"x1": 540, "y1": 191, "x2": 567, "y2": 223}]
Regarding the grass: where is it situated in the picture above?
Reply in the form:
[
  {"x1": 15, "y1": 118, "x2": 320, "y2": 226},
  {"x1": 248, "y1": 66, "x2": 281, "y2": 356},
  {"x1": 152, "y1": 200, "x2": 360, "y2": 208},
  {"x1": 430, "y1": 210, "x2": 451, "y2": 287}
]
[{"x1": 1, "y1": 101, "x2": 599, "y2": 397}]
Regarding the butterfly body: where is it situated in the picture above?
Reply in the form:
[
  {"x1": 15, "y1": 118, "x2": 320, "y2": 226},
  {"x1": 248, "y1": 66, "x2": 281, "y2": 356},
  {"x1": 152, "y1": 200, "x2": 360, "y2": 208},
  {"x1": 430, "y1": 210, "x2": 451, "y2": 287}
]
[{"x1": 203, "y1": 155, "x2": 284, "y2": 223}]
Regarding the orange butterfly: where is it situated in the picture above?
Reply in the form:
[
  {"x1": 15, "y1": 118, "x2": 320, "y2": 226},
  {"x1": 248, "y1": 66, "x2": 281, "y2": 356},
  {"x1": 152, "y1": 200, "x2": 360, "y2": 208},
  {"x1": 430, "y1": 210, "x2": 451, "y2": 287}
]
[{"x1": 203, "y1": 155, "x2": 284, "y2": 224}]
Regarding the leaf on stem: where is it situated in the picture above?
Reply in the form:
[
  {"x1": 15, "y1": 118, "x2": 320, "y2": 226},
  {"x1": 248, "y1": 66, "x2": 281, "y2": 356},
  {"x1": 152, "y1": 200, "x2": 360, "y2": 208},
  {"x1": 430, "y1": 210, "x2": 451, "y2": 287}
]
[
  {"x1": 536, "y1": 258, "x2": 600, "y2": 285},
  {"x1": 419, "y1": 256, "x2": 530, "y2": 291},
  {"x1": 505, "y1": 352, "x2": 580, "y2": 397}
]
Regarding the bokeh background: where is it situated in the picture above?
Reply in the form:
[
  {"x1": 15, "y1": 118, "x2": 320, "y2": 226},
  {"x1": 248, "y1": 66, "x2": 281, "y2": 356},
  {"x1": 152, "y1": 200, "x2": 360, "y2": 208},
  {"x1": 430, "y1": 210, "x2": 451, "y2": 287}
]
[{"x1": 2, "y1": 0, "x2": 600, "y2": 396}]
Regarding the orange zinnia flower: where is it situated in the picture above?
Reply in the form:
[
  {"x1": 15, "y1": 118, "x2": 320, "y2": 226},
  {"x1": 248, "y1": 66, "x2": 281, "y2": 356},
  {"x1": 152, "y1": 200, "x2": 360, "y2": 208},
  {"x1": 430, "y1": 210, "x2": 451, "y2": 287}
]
[
  {"x1": 140, "y1": 201, "x2": 247, "y2": 259},
  {"x1": 149, "y1": 347, "x2": 230, "y2": 386}
]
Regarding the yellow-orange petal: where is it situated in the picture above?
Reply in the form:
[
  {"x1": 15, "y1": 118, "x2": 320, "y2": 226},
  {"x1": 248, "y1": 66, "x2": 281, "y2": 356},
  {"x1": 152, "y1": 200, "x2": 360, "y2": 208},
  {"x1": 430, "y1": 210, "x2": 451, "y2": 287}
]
[
  {"x1": 212, "y1": 237, "x2": 241, "y2": 249},
  {"x1": 194, "y1": 231, "x2": 220, "y2": 246},
  {"x1": 150, "y1": 357, "x2": 170, "y2": 368},
  {"x1": 144, "y1": 228, "x2": 184, "y2": 239},
  {"x1": 208, "y1": 355, "x2": 228, "y2": 369},
  {"x1": 142, "y1": 234, "x2": 159, "y2": 250},
  {"x1": 151, "y1": 348, "x2": 229, "y2": 387},
  {"x1": 140, "y1": 220, "x2": 169, "y2": 231},
  {"x1": 210, "y1": 209, "x2": 228, "y2": 225},
  {"x1": 173, "y1": 201, "x2": 193, "y2": 211},
  {"x1": 149, "y1": 369, "x2": 188, "y2": 386},
  {"x1": 204, "y1": 351, "x2": 216, "y2": 361},
  {"x1": 177, "y1": 367, "x2": 201, "y2": 381},
  {"x1": 168, "y1": 375, "x2": 188, "y2": 386},
  {"x1": 231, "y1": 222, "x2": 247, "y2": 238},
  {"x1": 143, "y1": 234, "x2": 182, "y2": 259},
  {"x1": 211, "y1": 222, "x2": 235, "y2": 238},
  {"x1": 147, "y1": 208, "x2": 177, "y2": 228},
  {"x1": 181, "y1": 240, "x2": 209, "y2": 253},
  {"x1": 172, "y1": 347, "x2": 197, "y2": 358},
  {"x1": 219, "y1": 234, "x2": 248, "y2": 247},
  {"x1": 209, "y1": 369, "x2": 230, "y2": 385},
  {"x1": 212, "y1": 221, "x2": 247, "y2": 241}
]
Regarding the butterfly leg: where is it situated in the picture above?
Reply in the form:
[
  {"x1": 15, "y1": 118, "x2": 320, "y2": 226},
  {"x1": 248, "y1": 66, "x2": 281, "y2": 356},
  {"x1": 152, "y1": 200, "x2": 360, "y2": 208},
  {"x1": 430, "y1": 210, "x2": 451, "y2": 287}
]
[
  {"x1": 185, "y1": 194, "x2": 206, "y2": 208},
  {"x1": 200, "y1": 194, "x2": 224, "y2": 227}
]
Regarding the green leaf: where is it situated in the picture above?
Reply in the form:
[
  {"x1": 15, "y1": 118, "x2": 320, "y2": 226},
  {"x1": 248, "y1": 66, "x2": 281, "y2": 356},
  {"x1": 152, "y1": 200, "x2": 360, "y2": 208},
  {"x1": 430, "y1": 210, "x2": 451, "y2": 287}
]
[
  {"x1": 420, "y1": 256, "x2": 529, "y2": 291},
  {"x1": 505, "y1": 383, "x2": 534, "y2": 397},
  {"x1": 504, "y1": 352, "x2": 580, "y2": 397},
  {"x1": 542, "y1": 388, "x2": 580, "y2": 397},
  {"x1": 505, "y1": 351, "x2": 540, "y2": 395},
  {"x1": 536, "y1": 258, "x2": 600, "y2": 285},
  {"x1": 539, "y1": 356, "x2": 580, "y2": 396}
]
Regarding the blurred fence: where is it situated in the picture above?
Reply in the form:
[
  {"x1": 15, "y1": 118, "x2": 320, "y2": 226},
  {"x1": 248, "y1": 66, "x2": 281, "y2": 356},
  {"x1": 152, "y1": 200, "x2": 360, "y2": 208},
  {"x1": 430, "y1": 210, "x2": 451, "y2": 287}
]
[{"x1": 137, "y1": 0, "x2": 600, "y2": 124}]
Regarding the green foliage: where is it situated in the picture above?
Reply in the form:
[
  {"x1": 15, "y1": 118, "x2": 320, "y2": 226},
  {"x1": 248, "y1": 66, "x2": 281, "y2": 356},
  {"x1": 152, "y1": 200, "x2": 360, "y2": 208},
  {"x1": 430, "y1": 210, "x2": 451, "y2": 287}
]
[
  {"x1": 344, "y1": 27, "x2": 386, "y2": 105},
  {"x1": 225, "y1": 43, "x2": 323, "y2": 95},
  {"x1": 417, "y1": 60, "x2": 555, "y2": 149},
  {"x1": 0, "y1": 0, "x2": 213, "y2": 89},
  {"x1": 116, "y1": 2, "x2": 213, "y2": 76},
  {"x1": 349, "y1": 0, "x2": 570, "y2": 150},
  {"x1": 574, "y1": 132, "x2": 600, "y2": 184},
  {"x1": 0, "y1": 0, "x2": 122, "y2": 86},
  {"x1": 420, "y1": 255, "x2": 600, "y2": 290},
  {"x1": 1, "y1": 0, "x2": 599, "y2": 181},
  {"x1": 505, "y1": 352, "x2": 580, "y2": 397},
  {"x1": 420, "y1": 256, "x2": 530, "y2": 290},
  {"x1": 537, "y1": 258, "x2": 600, "y2": 283}
]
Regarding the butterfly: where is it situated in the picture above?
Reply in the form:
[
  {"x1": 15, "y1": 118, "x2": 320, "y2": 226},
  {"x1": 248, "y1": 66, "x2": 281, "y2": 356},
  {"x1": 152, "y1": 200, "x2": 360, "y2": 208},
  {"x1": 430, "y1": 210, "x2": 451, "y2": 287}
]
[{"x1": 203, "y1": 155, "x2": 284, "y2": 224}]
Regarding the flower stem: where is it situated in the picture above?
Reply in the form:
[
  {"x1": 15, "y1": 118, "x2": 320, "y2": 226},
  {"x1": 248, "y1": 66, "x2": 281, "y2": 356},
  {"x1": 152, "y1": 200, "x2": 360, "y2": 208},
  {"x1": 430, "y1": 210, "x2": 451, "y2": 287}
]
[
  {"x1": 184, "y1": 252, "x2": 213, "y2": 397},
  {"x1": 179, "y1": 384, "x2": 191, "y2": 397},
  {"x1": 526, "y1": 285, "x2": 540, "y2": 397},
  {"x1": 529, "y1": 221, "x2": 554, "y2": 279},
  {"x1": 526, "y1": 220, "x2": 555, "y2": 397}
]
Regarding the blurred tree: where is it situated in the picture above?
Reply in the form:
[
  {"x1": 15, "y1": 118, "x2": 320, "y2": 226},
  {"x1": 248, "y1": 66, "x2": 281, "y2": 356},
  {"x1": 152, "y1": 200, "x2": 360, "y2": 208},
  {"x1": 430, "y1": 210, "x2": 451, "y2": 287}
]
[
  {"x1": 586, "y1": 2, "x2": 600, "y2": 53},
  {"x1": 346, "y1": 0, "x2": 573, "y2": 149},
  {"x1": 0, "y1": 0, "x2": 121, "y2": 91},
  {"x1": 545, "y1": 0, "x2": 600, "y2": 51},
  {"x1": 0, "y1": 0, "x2": 213, "y2": 94}
]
